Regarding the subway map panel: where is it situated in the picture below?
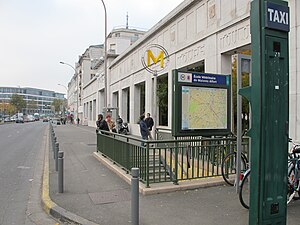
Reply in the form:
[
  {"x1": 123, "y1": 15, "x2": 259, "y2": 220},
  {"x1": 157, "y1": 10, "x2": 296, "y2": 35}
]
[{"x1": 181, "y1": 86, "x2": 227, "y2": 130}]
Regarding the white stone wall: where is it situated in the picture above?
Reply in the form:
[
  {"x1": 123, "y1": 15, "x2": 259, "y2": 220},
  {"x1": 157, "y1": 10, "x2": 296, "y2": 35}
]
[
  {"x1": 108, "y1": 0, "x2": 252, "y2": 135},
  {"x1": 75, "y1": 0, "x2": 300, "y2": 139},
  {"x1": 289, "y1": 0, "x2": 300, "y2": 141},
  {"x1": 107, "y1": 37, "x2": 131, "y2": 55},
  {"x1": 81, "y1": 59, "x2": 92, "y2": 87},
  {"x1": 67, "y1": 77, "x2": 77, "y2": 114}
]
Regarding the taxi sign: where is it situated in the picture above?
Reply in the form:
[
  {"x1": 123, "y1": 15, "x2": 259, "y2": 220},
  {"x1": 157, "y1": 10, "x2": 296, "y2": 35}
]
[{"x1": 265, "y1": 1, "x2": 290, "y2": 32}]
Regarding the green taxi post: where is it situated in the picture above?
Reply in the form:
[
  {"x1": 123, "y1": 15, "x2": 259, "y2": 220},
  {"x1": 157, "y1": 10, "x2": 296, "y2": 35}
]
[{"x1": 240, "y1": 0, "x2": 290, "y2": 224}]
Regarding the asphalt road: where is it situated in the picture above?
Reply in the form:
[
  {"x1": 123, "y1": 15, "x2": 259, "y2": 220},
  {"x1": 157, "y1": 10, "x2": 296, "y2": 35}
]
[{"x1": 0, "y1": 122, "x2": 58, "y2": 225}]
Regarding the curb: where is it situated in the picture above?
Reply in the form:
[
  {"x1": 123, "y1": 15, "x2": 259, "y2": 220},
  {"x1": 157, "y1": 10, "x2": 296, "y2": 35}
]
[
  {"x1": 93, "y1": 151, "x2": 226, "y2": 196},
  {"x1": 41, "y1": 125, "x2": 99, "y2": 225}
]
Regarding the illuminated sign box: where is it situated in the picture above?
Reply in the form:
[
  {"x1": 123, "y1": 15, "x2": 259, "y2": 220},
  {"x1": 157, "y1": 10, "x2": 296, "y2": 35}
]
[
  {"x1": 265, "y1": 1, "x2": 290, "y2": 32},
  {"x1": 172, "y1": 70, "x2": 231, "y2": 137}
]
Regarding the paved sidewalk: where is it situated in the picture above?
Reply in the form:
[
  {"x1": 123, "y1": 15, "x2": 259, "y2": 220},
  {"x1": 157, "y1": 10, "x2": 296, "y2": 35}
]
[{"x1": 49, "y1": 124, "x2": 300, "y2": 225}]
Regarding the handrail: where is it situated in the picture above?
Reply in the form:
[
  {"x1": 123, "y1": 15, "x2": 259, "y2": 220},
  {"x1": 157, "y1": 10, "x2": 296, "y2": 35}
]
[
  {"x1": 98, "y1": 129, "x2": 236, "y2": 144},
  {"x1": 96, "y1": 131, "x2": 247, "y2": 187}
]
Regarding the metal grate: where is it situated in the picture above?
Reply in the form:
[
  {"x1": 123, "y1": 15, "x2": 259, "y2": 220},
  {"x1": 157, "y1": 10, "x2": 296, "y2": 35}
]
[{"x1": 88, "y1": 189, "x2": 130, "y2": 205}]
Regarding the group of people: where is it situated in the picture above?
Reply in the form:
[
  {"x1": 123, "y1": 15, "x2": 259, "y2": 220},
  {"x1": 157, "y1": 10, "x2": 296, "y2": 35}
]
[
  {"x1": 96, "y1": 112, "x2": 155, "y2": 143},
  {"x1": 96, "y1": 113, "x2": 116, "y2": 133}
]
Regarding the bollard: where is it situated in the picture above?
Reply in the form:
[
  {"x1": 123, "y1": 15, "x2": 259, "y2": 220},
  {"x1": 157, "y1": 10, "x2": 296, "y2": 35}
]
[
  {"x1": 58, "y1": 151, "x2": 64, "y2": 193},
  {"x1": 54, "y1": 142, "x2": 59, "y2": 160},
  {"x1": 55, "y1": 143, "x2": 59, "y2": 171},
  {"x1": 53, "y1": 136, "x2": 57, "y2": 151},
  {"x1": 131, "y1": 168, "x2": 139, "y2": 225}
]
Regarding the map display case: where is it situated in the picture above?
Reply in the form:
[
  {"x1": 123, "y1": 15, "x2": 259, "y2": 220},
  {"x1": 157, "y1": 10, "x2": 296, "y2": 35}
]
[{"x1": 172, "y1": 70, "x2": 231, "y2": 137}]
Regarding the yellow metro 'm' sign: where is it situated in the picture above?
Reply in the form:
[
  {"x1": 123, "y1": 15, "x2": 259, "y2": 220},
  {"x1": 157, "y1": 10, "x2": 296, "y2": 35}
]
[
  {"x1": 141, "y1": 44, "x2": 169, "y2": 75},
  {"x1": 147, "y1": 50, "x2": 164, "y2": 68}
]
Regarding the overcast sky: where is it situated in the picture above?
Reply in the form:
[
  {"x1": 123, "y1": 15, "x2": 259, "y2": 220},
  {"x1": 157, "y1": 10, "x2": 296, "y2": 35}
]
[{"x1": 0, "y1": 0, "x2": 184, "y2": 94}]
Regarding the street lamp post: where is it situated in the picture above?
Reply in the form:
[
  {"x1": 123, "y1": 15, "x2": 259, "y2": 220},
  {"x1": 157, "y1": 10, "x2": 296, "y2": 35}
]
[
  {"x1": 59, "y1": 62, "x2": 79, "y2": 125},
  {"x1": 58, "y1": 83, "x2": 68, "y2": 92},
  {"x1": 100, "y1": 0, "x2": 108, "y2": 109}
]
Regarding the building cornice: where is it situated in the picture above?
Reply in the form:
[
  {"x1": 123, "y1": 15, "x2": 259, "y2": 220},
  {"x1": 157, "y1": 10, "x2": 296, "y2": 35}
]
[{"x1": 109, "y1": 0, "x2": 196, "y2": 68}]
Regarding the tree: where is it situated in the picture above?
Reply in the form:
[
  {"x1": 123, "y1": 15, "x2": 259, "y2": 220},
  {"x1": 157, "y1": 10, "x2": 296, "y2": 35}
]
[
  {"x1": 51, "y1": 99, "x2": 64, "y2": 114},
  {"x1": 6, "y1": 104, "x2": 16, "y2": 115},
  {"x1": 10, "y1": 94, "x2": 26, "y2": 112},
  {"x1": 0, "y1": 102, "x2": 5, "y2": 115},
  {"x1": 157, "y1": 75, "x2": 168, "y2": 126},
  {"x1": 27, "y1": 100, "x2": 38, "y2": 113},
  {"x1": 0, "y1": 102, "x2": 15, "y2": 115}
]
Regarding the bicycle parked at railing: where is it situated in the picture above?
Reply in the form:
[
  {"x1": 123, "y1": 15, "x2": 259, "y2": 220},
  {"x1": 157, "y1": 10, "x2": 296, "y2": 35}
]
[
  {"x1": 221, "y1": 150, "x2": 249, "y2": 186},
  {"x1": 239, "y1": 139, "x2": 300, "y2": 209},
  {"x1": 221, "y1": 131, "x2": 250, "y2": 186},
  {"x1": 287, "y1": 141, "x2": 300, "y2": 204}
]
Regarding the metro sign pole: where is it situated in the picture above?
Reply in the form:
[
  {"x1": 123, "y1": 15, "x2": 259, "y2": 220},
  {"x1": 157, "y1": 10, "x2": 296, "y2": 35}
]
[{"x1": 141, "y1": 44, "x2": 169, "y2": 138}]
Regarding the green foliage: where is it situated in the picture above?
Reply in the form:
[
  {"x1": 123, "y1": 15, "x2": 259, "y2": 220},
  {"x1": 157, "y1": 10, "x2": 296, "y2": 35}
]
[
  {"x1": 6, "y1": 104, "x2": 15, "y2": 115},
  {"x1": 10, "y1": 94, "x2": 26, "y2": 112},
  {"x1": 157, "y1": 75, "x2": 168, "y2": 125},
  {"x1": 157, "y1": 76, "x2": 168, "y2": 109},
  {"x1": 51, "y1": 99, "x2": 64, "y2": 113},
  {"x1": 232, "y1": 55, "x2": 250, "y2": 133},
  {"x1": 27, "y1": 100, "x2": 38, "y2": 110}
]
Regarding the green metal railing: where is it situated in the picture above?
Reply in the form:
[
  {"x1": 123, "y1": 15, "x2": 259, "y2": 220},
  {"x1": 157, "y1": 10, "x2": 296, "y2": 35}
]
[{"x1": 97, "y1": 131, "x2": 248, "y2": 187}]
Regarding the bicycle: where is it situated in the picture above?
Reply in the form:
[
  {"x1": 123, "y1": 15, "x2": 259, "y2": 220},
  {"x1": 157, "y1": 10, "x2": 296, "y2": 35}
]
[
  {"x1": 287, "y1": 143, "x2": 300, "y2": 204},
  {"x1": 239, "y1": 139, "x2": 300, "y2": 209},
  {"x1": 221, "y1": 131, "x2": 250, "y2": 186},
  {"x1": 238, "y1": 167, "x2": 251, "y2": 209},
  {"x1": 221, "y1": 151, "x2": 249, "y2": 186}
]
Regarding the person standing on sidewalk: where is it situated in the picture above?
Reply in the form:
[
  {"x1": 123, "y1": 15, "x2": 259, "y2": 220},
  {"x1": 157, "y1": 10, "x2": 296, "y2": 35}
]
[
  {"x1": 139, "y1": 114, "x2": 148, "y2": 146},
  {"x1": 96, "y1": 114, "x2": 109, "y2": 134},
  {"x1": 145, "y1": 113, "x2": 154, "y2": 140},
  {"x1": 106, "y1": 114, "x2": 117, "y2": 133}
]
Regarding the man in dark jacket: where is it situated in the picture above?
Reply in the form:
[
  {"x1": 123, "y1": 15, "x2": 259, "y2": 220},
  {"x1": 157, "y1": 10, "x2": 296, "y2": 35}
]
[
  {"x1": 96, "y1": 114, "x2": 109, "y2": 134},
  {"x1": 139, "y1": 114, "x2": 148, "y2": 146},
  {"x1": 145, "y1": 113, "x2": 154, "y2": 140}
]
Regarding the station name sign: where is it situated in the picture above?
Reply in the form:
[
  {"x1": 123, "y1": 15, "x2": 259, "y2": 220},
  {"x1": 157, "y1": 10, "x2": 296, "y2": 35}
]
[
  {"x1": 265, "y1": 1, "x2": 290, "y2": 32},
  {"x1": 178, "y1": 72, "x2": 229, "y2": 86}
]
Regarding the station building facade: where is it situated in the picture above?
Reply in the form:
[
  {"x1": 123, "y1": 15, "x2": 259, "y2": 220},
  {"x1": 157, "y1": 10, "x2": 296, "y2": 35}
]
[
  {"x1": 73, "y1": 28, "x2": 146, "y2": 126},
  {"x1": 76, "y1": 0, "x2": 300, "y2": 140}
]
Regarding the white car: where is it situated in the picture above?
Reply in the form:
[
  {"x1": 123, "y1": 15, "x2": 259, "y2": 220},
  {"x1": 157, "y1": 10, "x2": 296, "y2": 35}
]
[
  {"x1": 4, "y1": 117, "x2": 11, "y2": 122},
  {"x1": 10, "y1": 115, "x2": 16, "y2": 121},
  {"x1": 28, "y1": 115, "x2": 35, "y2": 122}
]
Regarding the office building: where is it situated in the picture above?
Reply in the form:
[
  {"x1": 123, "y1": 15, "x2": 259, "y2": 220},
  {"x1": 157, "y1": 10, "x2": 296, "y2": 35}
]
[{"x1": 0, "y1": 86, "x2": 64, "y2": 116}]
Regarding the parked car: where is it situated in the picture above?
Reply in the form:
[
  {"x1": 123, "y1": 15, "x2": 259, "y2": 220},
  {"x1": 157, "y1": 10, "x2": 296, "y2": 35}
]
[
  {"x1": 52, "y1": 118, "x2": 61, "y2": 125},
  {"x1": 28, "y1": 115, "x2": 35, "y2": 122},
  {"x1": 10, "y1": 115, "x2": 16, "y2": 121},
  {"x1": 16, "y1": 117, "x2": 24, "y2": 123},
  {"x1": 4, "y1": 117, "x2": 11, "y2": 122},
  {"x1": 23, "y1": 115, "x2": 29, "y2": 123}
]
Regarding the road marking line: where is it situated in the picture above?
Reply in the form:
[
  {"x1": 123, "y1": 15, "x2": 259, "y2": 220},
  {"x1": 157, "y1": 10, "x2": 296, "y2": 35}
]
[{"x1": 17, "y1": 166, "x2": 31, "y2": 169}]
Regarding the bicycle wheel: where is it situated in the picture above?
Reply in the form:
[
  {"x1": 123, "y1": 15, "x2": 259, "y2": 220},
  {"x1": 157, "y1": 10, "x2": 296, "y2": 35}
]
[
  {"x1": 239, "y1": 169, "x2": 250, "y2": 209},
  {"x1": 221, "y1": 152, "x2": 247, "y2": 186},
  {"x1": 287, "y1": 164, "x2": 299, "y2": 204}
]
